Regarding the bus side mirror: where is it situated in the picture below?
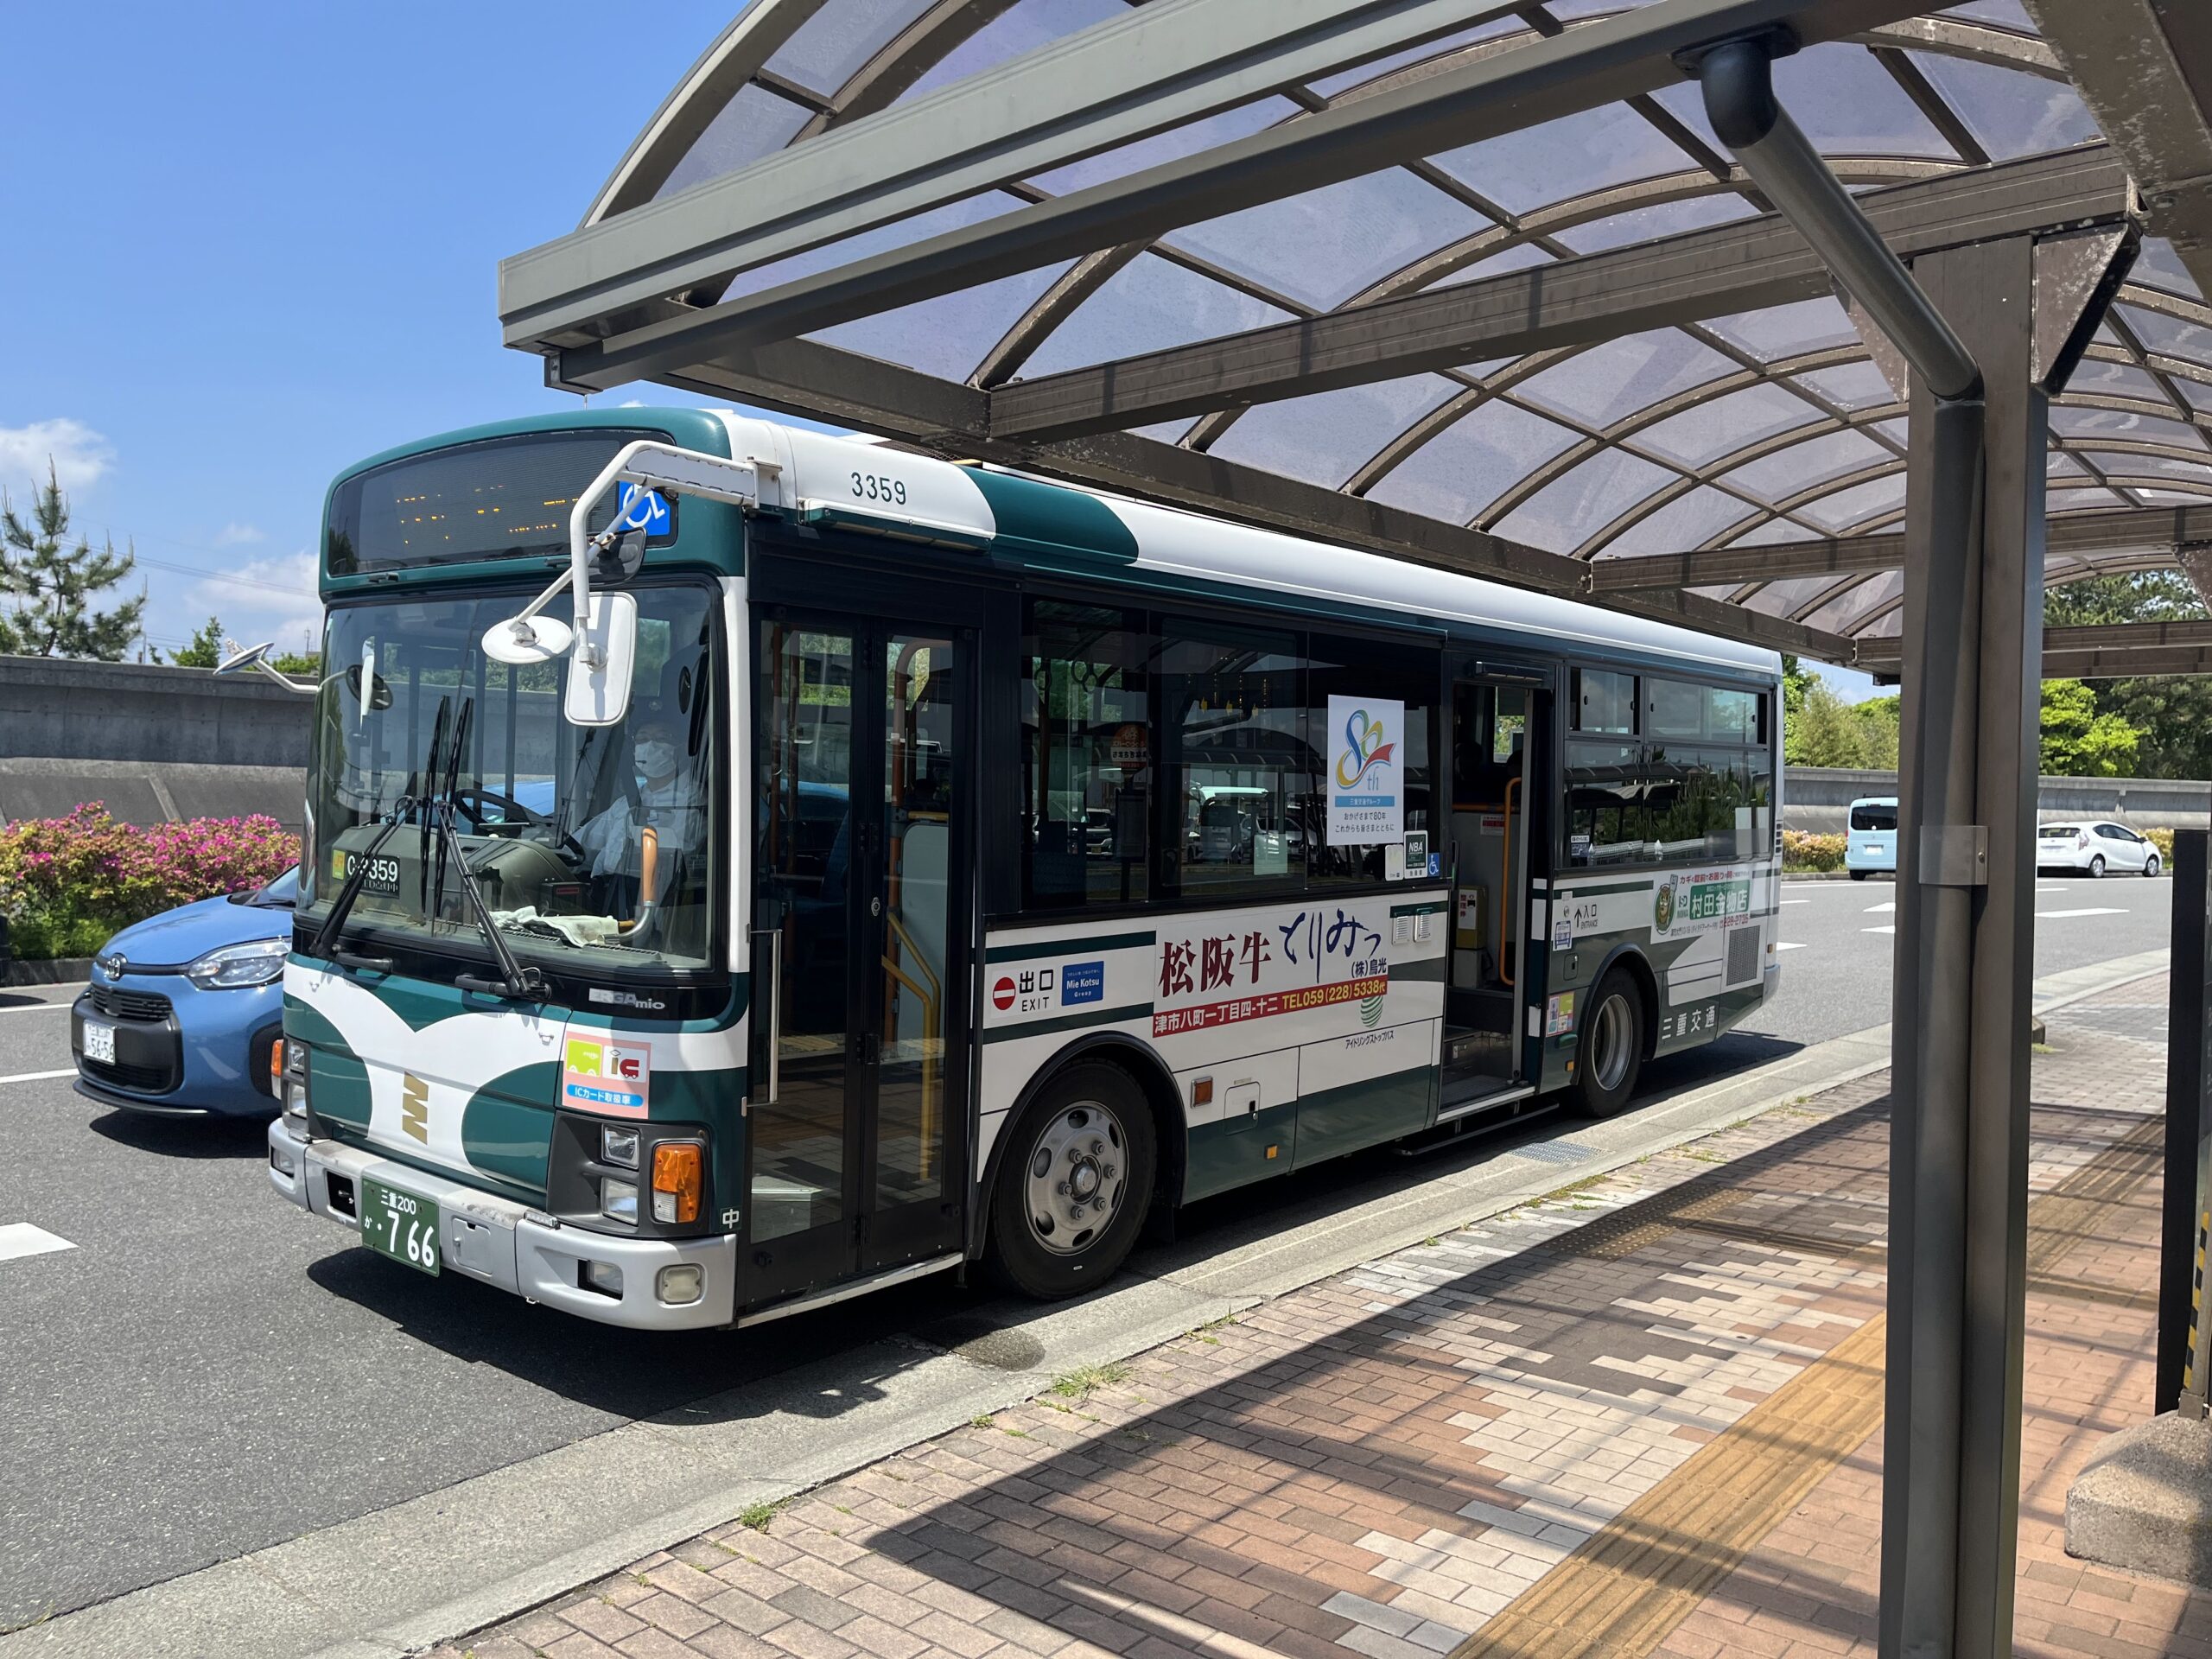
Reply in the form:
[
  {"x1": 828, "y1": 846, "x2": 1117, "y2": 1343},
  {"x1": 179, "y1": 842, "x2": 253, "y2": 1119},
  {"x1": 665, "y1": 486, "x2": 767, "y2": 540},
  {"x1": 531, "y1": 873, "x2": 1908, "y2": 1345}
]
[{"x1": 563, "y1": 592, "x2": 638, "y2": 728}]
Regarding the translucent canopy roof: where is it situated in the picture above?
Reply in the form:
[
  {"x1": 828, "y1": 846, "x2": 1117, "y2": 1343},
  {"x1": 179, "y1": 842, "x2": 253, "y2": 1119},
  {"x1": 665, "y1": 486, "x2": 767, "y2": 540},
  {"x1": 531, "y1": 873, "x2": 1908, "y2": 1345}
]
[{"x1": 505, "y1": 0, "x2": 2212, "y2": 668}]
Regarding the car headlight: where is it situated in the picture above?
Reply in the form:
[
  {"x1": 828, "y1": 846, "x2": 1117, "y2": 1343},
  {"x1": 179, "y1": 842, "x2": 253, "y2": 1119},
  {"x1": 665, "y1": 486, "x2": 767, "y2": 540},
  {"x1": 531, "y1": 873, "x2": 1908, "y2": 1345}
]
[{"x1": 184, "y1": 938, "x2": 289, "y2": 989}]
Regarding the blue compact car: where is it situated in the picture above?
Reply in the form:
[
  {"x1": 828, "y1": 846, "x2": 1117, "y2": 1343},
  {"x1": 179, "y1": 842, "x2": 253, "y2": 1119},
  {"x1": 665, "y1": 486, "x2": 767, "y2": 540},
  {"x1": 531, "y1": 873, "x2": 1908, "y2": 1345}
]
[{"x1": 72, "y1": 867, "x2": 298, "y2": 1118}]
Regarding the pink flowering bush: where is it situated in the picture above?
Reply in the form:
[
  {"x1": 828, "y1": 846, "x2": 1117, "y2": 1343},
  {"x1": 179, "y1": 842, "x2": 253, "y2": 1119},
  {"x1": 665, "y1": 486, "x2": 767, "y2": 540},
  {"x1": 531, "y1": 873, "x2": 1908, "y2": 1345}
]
[{"x1": 0, "y1": 803, "x2": 300, "y2": 959}]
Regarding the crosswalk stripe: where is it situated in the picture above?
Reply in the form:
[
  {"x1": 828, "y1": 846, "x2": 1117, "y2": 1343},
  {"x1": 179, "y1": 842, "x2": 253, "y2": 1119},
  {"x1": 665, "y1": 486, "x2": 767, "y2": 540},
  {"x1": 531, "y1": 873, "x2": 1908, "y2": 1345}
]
[{"x1": 0, "y1": 1069, "x2": 79, "y2": 1085}]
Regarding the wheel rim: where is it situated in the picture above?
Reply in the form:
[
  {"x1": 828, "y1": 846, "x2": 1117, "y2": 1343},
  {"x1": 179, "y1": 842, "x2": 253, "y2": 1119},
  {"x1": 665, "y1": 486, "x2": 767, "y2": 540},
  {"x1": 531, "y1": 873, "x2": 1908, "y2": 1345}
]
[
  {"x1": 2091, "y1": 856, "x2": 2104, "y2": 877},
  {"x1": 1023, "y1": 1100, "x2": 1128, "y2": 1256},
  {"x1": 1589, "y1": 992, "x2": 1634, "y2": 1094},
  {"x1": 2148, "y1": 856, "x2": 2160, "y2": 877}
]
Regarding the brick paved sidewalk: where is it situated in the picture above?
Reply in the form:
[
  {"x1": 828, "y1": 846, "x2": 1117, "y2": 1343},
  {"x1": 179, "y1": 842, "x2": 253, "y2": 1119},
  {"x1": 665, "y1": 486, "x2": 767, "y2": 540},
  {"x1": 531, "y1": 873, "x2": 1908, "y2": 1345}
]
[{"x1": 438, "y1": 974, "x2": 2191, "y2": 1659}]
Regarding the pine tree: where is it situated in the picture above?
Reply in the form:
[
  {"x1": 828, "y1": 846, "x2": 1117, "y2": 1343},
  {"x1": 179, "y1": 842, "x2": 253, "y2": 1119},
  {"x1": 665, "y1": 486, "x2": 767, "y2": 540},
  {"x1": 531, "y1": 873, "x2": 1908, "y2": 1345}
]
[{"x1": 0, "y1": 464, "x2": 146, "y2": 659}]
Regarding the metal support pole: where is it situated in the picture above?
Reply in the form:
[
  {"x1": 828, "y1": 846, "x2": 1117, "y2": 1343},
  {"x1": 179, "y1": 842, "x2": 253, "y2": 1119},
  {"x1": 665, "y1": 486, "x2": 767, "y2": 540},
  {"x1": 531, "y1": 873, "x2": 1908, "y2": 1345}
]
[
  {"x1": 1883, "y1": 237, "x2": 2044, "y2": 1659},
  {"x1": 2161, "y1": 829, "x2": 2212, "y2": 1414}
]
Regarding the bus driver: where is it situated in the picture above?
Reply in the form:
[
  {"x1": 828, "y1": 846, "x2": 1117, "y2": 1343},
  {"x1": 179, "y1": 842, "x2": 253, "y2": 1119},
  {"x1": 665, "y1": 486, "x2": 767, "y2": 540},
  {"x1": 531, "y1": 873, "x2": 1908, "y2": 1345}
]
[{"x1": 575, "y1": 715, "x2": 705, "y2": 916}]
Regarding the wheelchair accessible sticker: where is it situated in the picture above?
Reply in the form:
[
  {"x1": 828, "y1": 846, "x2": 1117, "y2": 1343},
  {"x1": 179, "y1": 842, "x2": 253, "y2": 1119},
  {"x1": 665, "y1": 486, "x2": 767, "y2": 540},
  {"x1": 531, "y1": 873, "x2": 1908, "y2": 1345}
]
[
  {"x1": 613, "y1": 481, "x2": 670, "y2": 534},
  {"x1": 563, "y1": 1034, "x2": 651, "y2": 1117}
]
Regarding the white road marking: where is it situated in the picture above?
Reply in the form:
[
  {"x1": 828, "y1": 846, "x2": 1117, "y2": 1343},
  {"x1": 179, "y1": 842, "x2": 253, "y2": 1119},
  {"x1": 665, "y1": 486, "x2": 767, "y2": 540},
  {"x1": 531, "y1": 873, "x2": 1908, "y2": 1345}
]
[
  {"x1": 1779, "y1": 899, "x2": 1809, "y2": 906},
  {"x1": 1866, "y1": 901, "x2": 1896, "y2": 914},
  {"x1": 0, "y1": 1223, "x2": 74, "y2": 1262},
  {"x1": 1776, "y1": 942, "x2": 1808, "y2": 951},
  {"x1": 1864, "y1": 925, "x2": 1897, "y2": 935},
  {"x1": 2037, "y1": 907, "x2": 2129, "y2": 919},
  {"x1": 0, "y1": 1068, "x2": 79, "y2": 1085},
  {"x1": 0, "y1": 1001, "x2": 73, "y2": 1015}
]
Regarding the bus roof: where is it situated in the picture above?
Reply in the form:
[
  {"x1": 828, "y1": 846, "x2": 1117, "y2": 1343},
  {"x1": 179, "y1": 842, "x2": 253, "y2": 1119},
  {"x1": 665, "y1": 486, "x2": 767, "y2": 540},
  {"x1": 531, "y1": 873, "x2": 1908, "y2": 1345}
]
[
  {"x1": 326, "y1": 407, "x2": 1779, "y2": 683},
  {"x1": 715, "y1": 414, "x2": 1781, "y2": 683}
]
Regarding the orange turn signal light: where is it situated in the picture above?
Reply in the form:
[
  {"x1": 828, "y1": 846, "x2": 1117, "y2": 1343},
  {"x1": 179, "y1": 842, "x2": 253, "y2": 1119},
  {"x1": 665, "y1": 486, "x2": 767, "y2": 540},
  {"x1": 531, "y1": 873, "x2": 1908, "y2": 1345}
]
[
  {"x1": 1192, "y1": 1077, "x2": 1213, "y2": 1108},
  {"x1": 652, "y1": 1143, "x2": 703, "y2": 1225},
  {"x1": 270, "y1": 1038, "x2": 285, "y2": 1082}
]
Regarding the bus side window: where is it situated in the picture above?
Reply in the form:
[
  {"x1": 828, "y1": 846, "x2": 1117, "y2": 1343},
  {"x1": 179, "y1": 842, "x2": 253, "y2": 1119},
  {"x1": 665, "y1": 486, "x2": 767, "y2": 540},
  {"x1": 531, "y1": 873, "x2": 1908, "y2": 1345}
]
[{"x1": 1019, "y1": 599, "x2": 1153, "y2": 912}]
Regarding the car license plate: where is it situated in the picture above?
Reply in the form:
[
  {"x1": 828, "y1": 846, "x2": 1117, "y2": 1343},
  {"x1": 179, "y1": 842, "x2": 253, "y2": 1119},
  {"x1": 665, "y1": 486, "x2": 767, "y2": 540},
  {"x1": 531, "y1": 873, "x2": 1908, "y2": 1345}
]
[
  {"x1": 81, "y1": 1019, "x2": 116, "y2": 1065},
  {"x1": 361, "y1": 1176, "x2": 441, "y2": 1275}
]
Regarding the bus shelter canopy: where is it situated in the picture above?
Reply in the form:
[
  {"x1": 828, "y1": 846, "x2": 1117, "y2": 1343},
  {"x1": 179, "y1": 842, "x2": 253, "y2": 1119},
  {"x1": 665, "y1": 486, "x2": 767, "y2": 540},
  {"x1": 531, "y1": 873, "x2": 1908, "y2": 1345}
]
[{"x1": 500, "y1": 0, "x2": 2212, "y2": 674}]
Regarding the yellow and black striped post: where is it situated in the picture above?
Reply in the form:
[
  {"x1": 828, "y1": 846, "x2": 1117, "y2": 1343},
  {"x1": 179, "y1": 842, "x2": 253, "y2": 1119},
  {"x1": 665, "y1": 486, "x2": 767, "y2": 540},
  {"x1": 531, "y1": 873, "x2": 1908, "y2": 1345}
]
[{"x1": 2184, "y1": 1158, "x2": 2211, "y2": 1419}]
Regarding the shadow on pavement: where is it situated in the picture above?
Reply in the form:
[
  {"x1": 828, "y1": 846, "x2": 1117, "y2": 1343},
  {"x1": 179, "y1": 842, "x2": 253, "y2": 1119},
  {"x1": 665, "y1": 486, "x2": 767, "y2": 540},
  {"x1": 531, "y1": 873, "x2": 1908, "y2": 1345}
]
[
  {"x1": 294, "y1": 1036, "x2": 1812, "y2": 1420},
  {"x1": 86, "y1": 1107, "x2": 274, "y2": 1161},
  {"x1": 726, "y1": 1100, "x2": 1893, "y2": 1659}
]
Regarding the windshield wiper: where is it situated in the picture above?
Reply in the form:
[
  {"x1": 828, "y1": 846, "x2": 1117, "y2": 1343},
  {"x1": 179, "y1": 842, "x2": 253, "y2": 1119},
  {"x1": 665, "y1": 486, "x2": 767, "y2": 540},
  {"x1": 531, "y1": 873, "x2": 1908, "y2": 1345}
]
[
  {"x1": 427, "y1": 700, "x2": 548, "y2": 1002},
  {"x1": 308, "y1": 799, "x2": 416, "y2": 964},
  {"x1": 311, "y1": 696, "x2": 451, "y2": 969}
]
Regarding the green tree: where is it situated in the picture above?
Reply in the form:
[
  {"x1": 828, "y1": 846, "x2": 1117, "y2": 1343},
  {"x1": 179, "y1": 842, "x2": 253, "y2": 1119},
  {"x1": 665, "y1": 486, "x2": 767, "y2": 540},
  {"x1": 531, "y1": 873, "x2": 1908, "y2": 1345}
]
[
  {"x1": 1785, "y1": 681, "x2": 1872, "y2": 767},
  {"x1": 1850, "y1": 694, "x2": 1899, "y2": 769},
  {"x1": 171, "y1": 616, "x2": 226, "y2": 669},
  {"x1": 1779, "y1": 654, "x2": 1815, "y2": 738},
  {"x1": 270, "y1": 648, "x2": 322, "y2": 677},
  {"x1": 2045, "y1": 571, "x2": 2205, "y2": 626},
  {"x1": 0, "y1": 464, "x2": 146, "y2": 660},
  {"x1": 2040, "y1": 678, "x2": 2141, "y2": 777},
  {"x1": 2044, "y1": 571, "x2": 2212, "y2": 780}
]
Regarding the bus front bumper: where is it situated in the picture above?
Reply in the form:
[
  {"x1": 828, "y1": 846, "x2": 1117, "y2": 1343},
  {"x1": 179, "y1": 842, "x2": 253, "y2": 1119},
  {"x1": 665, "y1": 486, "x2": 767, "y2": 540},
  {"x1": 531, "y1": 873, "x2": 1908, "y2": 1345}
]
[{"x1": 267, "y1": 1119, "x2": 736, "y2": 1330}]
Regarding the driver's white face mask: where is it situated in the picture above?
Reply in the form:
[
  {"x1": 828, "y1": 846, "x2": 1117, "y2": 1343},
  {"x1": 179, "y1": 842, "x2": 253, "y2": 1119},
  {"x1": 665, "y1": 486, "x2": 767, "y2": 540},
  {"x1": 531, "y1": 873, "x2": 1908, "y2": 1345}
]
[{"x1": 636, "y1": 741, "x2": 677, "y2": 776}]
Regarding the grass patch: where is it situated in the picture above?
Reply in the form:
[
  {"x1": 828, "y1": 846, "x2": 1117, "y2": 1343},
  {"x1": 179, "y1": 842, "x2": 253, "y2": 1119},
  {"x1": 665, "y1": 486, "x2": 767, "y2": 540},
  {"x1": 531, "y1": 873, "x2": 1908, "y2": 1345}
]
[
  {"x1": 969, "y1": 1412, "x2": 995, "y2": 1429},
  {"x1": 1048, "y1": 1360, "x2": 1134, "y2": 1400},
  {"x1": 736, "y1": 1497, "x2": 791, "y2": 1533},
  {"x1": 1544, "y1": 1173, "x2": 1610, "y2": 1204}
]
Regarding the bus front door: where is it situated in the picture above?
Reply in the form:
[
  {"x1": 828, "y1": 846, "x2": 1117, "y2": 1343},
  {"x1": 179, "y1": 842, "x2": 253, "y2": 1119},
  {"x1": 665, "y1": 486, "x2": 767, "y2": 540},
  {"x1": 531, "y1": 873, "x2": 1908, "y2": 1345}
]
[{"x1": 747, "y1": 607, "x2": 975, "y2": 1310}]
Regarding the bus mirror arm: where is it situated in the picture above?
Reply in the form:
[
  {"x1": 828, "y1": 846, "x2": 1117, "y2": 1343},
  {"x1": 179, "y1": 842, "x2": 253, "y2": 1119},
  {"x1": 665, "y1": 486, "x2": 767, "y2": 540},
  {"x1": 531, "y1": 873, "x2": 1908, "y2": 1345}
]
[
  {"x1": 213, "y1": 639, "x2": 315, "y2": 696},
  {"x1": 481, "y1": 441, "x2": 762, "y2": 724}
]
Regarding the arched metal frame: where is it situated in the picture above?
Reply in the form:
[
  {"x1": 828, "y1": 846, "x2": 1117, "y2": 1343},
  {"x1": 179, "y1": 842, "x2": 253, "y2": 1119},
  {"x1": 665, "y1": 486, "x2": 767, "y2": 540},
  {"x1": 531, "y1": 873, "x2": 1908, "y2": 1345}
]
[{"x1": 543, "y1": 0, "x2": 2212, "y2": 664}]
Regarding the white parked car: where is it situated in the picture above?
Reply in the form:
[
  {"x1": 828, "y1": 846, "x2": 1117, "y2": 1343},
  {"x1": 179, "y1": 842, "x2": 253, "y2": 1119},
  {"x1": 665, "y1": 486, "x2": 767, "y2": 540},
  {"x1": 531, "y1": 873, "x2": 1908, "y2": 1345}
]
[{"x1": 2036, "y1": 820, "x2": 2161, "y2": 879}]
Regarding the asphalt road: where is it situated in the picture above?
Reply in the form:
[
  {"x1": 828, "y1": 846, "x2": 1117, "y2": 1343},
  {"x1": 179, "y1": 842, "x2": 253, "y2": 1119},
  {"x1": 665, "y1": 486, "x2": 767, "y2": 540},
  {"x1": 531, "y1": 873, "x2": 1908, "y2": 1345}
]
[{"x1": 0, "y1": 872, "x2": 2174, "y2": 1631}]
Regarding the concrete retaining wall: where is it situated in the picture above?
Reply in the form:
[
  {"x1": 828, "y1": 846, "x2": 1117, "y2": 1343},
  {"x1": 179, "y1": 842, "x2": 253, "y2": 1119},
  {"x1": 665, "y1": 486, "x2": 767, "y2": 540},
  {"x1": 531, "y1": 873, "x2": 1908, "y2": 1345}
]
[
  {"x1": 1785, "y1": 766, "x2": 2212, "y2": 836},
  {"x1": 0, "y1": 657, "x2": 308, "y2": 830}
]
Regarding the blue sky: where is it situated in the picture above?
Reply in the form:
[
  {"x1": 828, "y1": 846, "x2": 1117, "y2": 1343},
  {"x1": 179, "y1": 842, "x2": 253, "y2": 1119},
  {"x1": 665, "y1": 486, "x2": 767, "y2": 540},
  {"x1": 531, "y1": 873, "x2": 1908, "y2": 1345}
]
[
  {"x1": 4, "y1": 2, "x2": 1878, "y2": 697},
  {"x1": 3, "y1": 3, "x2": 736, "y2": 658}
]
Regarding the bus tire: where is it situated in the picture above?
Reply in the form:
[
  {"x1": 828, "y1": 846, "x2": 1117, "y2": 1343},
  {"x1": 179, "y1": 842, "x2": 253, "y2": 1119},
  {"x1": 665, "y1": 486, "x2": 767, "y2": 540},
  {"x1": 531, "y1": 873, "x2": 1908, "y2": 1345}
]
[
  {"x1": 1573, "y1": 969, "x2": 1645, "y2": 1121},
  {"x1": 1849, "y1": 869, "x2": 1867, "y2": 880},
  {"x1": 988, "y1": 1061, "x2": 1157, "y2": 1300}
]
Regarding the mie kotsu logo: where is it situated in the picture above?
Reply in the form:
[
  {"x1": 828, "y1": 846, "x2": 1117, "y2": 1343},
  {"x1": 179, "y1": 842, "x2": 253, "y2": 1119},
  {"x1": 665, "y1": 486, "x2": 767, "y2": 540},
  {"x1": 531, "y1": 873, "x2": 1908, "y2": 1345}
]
[{"x1": 1653, "y1": 882, "x2": 1675, "y2": 933}]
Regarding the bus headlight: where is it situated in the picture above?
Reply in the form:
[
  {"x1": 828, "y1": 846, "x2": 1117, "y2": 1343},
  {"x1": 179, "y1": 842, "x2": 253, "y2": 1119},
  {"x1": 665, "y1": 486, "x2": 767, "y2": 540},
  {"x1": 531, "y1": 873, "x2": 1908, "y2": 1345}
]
[
  {"x1": 186, "y1": 938, "x2": 289, "y2": 989},
  {"x1": 601, "y1": 1177, "x2": 639, "y2": 1224},
  {"x1": 281, "y1": 1039, "x2": 310, "y2": 1126}
]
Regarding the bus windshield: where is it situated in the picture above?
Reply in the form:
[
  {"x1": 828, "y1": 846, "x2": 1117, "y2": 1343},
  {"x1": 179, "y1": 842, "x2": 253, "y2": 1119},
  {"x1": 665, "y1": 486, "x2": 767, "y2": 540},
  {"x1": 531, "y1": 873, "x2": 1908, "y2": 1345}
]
[{"x1": 301, "y1": 584, "x2": 720, "y2": 976}]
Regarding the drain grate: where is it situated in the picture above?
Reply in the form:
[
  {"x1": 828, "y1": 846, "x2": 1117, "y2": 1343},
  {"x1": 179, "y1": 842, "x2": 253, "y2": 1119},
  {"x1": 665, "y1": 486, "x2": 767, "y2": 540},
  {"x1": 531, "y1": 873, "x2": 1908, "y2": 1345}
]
[{"x1": 1512, "y1": 1139, "x2": 1597, "y2": 1166}]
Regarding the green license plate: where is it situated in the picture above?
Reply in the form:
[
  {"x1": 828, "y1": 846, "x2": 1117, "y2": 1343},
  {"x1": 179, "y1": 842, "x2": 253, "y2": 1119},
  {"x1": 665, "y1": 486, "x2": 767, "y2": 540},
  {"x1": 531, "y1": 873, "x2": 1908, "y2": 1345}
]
[{"x1": 361, "y1": 1176, "x2": 441, "y2": 1276}]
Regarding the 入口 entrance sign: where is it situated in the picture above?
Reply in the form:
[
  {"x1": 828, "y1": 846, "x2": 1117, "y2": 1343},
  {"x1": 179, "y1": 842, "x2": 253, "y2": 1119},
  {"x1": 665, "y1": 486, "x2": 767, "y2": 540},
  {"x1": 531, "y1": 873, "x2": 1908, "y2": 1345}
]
[{"x1": 1326, "y1": 696, "x2": 1403, "y2": 847}]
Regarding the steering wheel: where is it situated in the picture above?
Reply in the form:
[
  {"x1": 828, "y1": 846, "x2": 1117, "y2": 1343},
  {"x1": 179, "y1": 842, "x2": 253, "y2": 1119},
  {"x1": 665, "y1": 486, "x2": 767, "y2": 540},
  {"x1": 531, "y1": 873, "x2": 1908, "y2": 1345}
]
[{"x1": 448, "y1": 786, "x2": 590, "y2": 864}]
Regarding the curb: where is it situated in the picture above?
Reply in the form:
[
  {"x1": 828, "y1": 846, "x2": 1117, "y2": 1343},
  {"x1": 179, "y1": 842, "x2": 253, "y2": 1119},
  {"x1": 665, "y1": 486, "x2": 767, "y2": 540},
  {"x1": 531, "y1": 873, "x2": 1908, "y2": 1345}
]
[{"x1": 0, "y1": 958, "x2": 92, "y2": 988}]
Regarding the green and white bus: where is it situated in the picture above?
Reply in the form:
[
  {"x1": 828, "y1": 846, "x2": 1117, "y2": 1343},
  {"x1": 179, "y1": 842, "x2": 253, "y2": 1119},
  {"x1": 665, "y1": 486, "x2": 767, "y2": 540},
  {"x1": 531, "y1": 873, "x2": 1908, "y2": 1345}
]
[{"x1": 266, "y1": 408, "x2": 1782, "y2": 1330}]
